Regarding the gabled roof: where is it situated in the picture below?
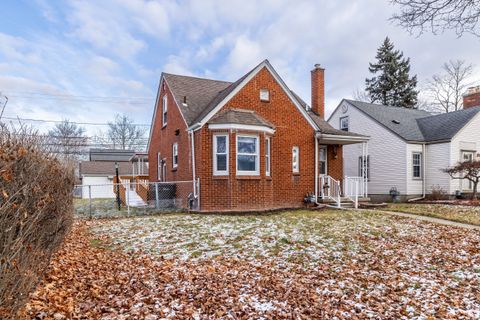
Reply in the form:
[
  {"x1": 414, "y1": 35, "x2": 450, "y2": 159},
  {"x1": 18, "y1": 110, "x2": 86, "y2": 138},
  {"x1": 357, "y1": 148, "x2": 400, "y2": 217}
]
[
  {"x1": 209, "y1": 108, "x2": 275, "y2": 128},
  {"x1": 417, "y1": 107, "x2": 480, "y2": 142},
  {"x1": 343, "y1": 99, "x2": 480, "y2": 142}
]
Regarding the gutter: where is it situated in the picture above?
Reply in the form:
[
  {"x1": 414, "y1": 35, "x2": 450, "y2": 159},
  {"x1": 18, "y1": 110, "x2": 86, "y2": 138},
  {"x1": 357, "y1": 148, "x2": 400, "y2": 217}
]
[{"x1": 190, "y1": 130, "x2": 197, "y2": 199}]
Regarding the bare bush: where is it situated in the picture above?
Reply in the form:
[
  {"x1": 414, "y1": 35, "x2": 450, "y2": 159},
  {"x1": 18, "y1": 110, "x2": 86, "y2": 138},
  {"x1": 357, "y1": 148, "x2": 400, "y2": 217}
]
[
  {"x1": 0, "y1": 124, "x2": 74, "y2": 318},
  {"x1": 427, "y1": 185, "x2": 449, "y2": 200}
]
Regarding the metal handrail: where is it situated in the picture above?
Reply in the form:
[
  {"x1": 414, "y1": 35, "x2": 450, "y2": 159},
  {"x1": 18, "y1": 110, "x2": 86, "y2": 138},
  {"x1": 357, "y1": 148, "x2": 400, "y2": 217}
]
[{"x1": 320, "y1": 175, "x2": 341, "y2": 208}]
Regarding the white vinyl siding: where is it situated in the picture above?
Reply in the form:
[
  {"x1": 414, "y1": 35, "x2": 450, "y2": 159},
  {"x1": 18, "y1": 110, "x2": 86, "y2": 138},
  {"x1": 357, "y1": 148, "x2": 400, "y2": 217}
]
[
  {"x1": 450, "y1": 113, "x2": 480, "y2": 193},
  {"x1": 213, "y1": 134, "x2": 229, "y2": 176},
  {"x1": 329, "y1": 101, "x2": 407, "y2": 195},
  {"x1": 425, "y1": 142, "x2": 451, "y2": 194}
]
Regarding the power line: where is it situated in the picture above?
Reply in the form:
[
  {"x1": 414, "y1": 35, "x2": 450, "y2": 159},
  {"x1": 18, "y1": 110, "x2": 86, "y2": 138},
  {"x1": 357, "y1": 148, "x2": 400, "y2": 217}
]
[
  {"x1": 5, "y1": 90, "x2": 153, "y2": 100},
  {"x1": 1, "y1": 116, "x2": 151, "y2": 127}
]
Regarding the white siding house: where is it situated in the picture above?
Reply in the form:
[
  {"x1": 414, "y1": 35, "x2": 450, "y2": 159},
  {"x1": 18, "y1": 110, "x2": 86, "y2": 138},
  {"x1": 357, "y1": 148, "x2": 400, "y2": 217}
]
[{"x1": 329, "y1": 100, "x2": 480, "y2": 201}]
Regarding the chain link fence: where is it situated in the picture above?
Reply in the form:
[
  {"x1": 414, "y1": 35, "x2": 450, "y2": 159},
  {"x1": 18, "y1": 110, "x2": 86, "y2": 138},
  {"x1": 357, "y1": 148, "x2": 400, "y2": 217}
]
[{"x1": 73, "y1": 180, "x2": 199, "y2": 218}]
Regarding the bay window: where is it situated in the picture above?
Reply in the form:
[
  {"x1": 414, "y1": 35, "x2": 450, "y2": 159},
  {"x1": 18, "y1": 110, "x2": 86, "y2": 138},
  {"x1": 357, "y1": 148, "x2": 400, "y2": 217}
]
[
  {"x1": 237, "y1": 135, "x2": 259, "y2": 175},
  {"x1": 265, "y1": 137, "x2": 271, "y2": 176}
]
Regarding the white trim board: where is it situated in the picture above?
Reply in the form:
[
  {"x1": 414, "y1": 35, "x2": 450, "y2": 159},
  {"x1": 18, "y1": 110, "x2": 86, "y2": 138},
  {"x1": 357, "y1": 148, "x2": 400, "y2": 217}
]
[{"x1": 208, "y1": 123, "x2": 275, "y2": 134}]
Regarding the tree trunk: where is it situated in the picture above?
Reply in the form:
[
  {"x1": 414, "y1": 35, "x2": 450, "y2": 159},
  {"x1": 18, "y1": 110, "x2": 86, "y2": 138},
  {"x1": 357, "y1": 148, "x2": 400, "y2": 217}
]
[{"x1": 472, "y1": 180, "x2": 478, "y2": 200}]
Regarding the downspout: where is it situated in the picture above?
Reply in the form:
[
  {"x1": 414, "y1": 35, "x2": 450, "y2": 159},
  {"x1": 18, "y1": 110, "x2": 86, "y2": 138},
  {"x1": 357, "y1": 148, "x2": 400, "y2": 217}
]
[
  {"x1": 314, "y1": 134, "x2": 319, "y2": 204},
  {"x1": 190, "y1": 130, "x2": 197, "y2": 199}
]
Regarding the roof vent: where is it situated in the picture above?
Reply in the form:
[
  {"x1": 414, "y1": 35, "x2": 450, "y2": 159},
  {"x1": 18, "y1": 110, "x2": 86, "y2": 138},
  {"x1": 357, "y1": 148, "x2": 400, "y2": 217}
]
[
  {"x1": 182, "y1": 95, "x2": 188, "y2": 107},
  {"x1": 392, "y1": 120, "x2": 400, "y2": 124}
]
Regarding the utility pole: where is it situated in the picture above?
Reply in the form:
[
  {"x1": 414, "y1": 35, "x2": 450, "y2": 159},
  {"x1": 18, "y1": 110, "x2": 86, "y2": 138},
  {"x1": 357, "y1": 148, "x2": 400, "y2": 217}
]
[
  {"x1": 115, "y1": 162, "x2": 121, "y2": 210},
  {"x1": 0, "y1": 93, "x2": 8, "y2": 121}
]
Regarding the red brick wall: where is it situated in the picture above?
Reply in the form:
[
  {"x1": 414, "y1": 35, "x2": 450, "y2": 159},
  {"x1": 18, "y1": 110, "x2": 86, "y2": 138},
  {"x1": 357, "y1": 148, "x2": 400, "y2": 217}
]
[
  {"x1": 327, "y1": 145, "x2": 343, "y2": 182},
  {"x1": 311, "y1": 66, "x2": 325, "y2": 119},
  {"x1": 148, "y1": 80, "x2": 192, "y2": 184},
  {"x1": 464, "y1": 89, "x2": 480, "y2": 109},
  {"x1": 197, "y1": 67, "x2": 342, "y2": 211}
]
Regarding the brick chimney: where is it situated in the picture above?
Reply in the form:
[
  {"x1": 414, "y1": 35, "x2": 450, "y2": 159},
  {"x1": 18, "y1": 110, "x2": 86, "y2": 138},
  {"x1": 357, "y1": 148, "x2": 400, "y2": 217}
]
[
  {"x1": 463, "y1": 86, "x2": 480, "y2": 109},
  {"x1": 311, "y1": 64, "x2": 325, "y2": 118}
]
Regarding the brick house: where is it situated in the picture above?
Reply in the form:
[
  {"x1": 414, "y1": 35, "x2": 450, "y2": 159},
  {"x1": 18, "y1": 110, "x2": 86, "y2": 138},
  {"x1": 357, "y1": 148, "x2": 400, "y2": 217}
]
[{"x1": 147, "y1": 60, "x2": 368, "y2": 211}]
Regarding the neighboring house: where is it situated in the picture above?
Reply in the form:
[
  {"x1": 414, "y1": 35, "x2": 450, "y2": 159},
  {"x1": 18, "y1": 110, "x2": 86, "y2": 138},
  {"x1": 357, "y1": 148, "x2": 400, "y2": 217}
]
[
  {"x1": 79, "y1": 149, "x2": 148, "y2": 199},
  {"x1": 147, "y1": 60, "x2": 369, "y2": 212},
  {"x1": 328, "y1": 98, "x2": 480, "y2": 201}
]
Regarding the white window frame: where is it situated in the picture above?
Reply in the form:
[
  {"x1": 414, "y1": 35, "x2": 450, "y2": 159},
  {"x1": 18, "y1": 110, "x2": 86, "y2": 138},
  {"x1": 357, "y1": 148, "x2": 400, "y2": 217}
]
[
  {"x1": 265, "y1": 137, "x2": 271, "y2": 176},
  {"x1": 172, "y1": 143, "x2": 178, "y2": 168},
  {"x1": 213, "y1": 134, "x2": 229, "y2": 176},
  {"x1": 162, "y1": 160, "x2": 167, "y2": 182},
  {"x1": 462, "y1": 151, "x2": 475, "y2": 190},
  {"x1": 260, "y1": 88, "x2": 270, "y2": 102},
  {"x1": 157, "y1": 152, "x2": 161, "y2": 180},
  {"x1": 319, "y1": 146, "x2": 327, "y2": 175},
  {"x1": 292, "y1": 146, "x2": 300, "y2": 173},
  {"x1": 340, "y1": 116, "x2": 349, "y2": 131},
  {"x1": 162, "y1": 94, "x2": 168, "y2": 127},
  {"x1": 236, "y1": 134, "x2": 260, "y2": 176},
  {"x1": 412, "y1": 152, "x2": 422, "y2": 179}
]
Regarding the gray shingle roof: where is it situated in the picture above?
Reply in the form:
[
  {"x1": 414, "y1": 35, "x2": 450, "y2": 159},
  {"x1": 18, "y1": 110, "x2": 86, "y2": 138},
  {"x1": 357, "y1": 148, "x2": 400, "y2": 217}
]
[
  {"x1": 163, "y1": 73, "x2": 232, "y2": 125},
  {"x1": 89, "y1": 149, "x2": 135, "y2": 162},
  {"x1": 345, "y1": 99, "x2": 480, "y2": 142},
  {"x1": 208, "y1": 109, "x2": 275, "y2": 128},
  {"x1": 417, "y1": 107, "x2": 480, "y2": 142}
]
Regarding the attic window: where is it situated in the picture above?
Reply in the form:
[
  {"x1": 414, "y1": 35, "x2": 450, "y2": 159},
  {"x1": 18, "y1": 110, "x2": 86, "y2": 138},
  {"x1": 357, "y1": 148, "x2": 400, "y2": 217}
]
[
  {"x1": 392, "y1": 120, "x2": 400, "y2": 124},
  {"x1": 260, "y1": 89, "x2": 270, "y2": 102}
]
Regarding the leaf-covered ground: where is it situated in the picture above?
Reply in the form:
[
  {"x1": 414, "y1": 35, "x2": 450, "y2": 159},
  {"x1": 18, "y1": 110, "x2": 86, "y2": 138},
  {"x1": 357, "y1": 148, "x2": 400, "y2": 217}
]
[
  {"x1": 23, "y1": 210, "x2": 480, "y2": 319},
  {"x1": 386, "y1": 203, "x2": 480, "y2": 226}
]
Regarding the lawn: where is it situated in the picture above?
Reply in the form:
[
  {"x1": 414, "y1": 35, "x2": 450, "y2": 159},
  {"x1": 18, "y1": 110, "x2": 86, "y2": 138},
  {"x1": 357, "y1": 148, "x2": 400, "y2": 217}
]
[
  {"x1": 386, "y1": 203, "x2": 480, "y2": 226},
  {"x1": 23, "y1": 210, "x2": 480, "y2": 319}
]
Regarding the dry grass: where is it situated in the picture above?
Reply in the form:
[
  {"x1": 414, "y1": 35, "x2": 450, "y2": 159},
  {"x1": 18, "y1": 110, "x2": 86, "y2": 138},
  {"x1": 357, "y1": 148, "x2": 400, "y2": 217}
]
[{"x1": 386, "y1": 203, "x2": 480, "y2": 226}]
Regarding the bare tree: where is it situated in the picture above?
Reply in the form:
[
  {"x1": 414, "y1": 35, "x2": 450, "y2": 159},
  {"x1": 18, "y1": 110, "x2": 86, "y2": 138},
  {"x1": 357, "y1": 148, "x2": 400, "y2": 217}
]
[
  {"x1": 444, "y1": 160, "x2": 480, "y2": 199},
  {"x1": 424, "y1": 60, "x2": 474, "y2": 113},
  {"x1": 107, "y1": 114, "x2": 147, "y2": 150},
  {"x1": 48, "y1": 120, "x2": 87, "y2": 159},
  {"x1": 352, "y1": 88, "x2": 370, "y2": 102},
  {"x1": 391, "y1": 0, "x2": 480, "y2": 37}
]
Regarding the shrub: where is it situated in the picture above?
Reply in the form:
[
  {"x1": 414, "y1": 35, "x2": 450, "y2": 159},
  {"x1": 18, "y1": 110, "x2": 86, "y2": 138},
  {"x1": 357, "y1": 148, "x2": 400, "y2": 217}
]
[
  {"x1": 0, "y1": 125, "x2": 74, "y2": 318},
  {"x1": 426, "y1": 185, "x2": 449, "y2": 201}
]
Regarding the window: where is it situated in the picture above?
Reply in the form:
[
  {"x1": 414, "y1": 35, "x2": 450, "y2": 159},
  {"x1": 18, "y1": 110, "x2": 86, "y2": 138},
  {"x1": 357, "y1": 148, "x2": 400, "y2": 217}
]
[
  {"x1": 157, "y1": 152, "x2": 161, "y2": 180},
  {"x1": 260, "y1": 89, "x2": 270, "y2": 102},
  {"x1": 172, "y1": 143, "x2": 178, "y2": 168},
  {"x1": 237, "y1": 135, "x2": 259, "y2": 175},
  {"x1": 412, "y1": 153, "x2": 422, "y2": 179},
  {"x1": 162, "y1": 160, "x2": 167, "y2": 182},
  {"x1": 340, "y1": 116, "x2": 349, "y2": 131},
  {"x1": 358, "y1": 155, "x2": 370, "y2": 180},
  {"x1": 463, "y1": 151, "x2": 475, "y2": 162},
  {"x1": 319, "y1": 147, "x2": 327, "y2": 175},
  {"x1": 265, "y1": 137, "x2": 271, "y2": 176},
  {"x1": 292, "y1": 146, "x2": 299, "y2": 173},
  {"x1": 162, "y1": 95, "x2": 168, "y2": 127},
  {"x1": 213, "y1": 134, "x2": 229, "y2": 175}
]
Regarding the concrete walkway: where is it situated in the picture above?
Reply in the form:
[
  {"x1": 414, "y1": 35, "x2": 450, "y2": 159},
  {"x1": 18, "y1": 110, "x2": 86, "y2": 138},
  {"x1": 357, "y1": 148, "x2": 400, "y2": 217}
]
[{"x1": 372, "y1": 209, "x2": 480, "y2": 230}]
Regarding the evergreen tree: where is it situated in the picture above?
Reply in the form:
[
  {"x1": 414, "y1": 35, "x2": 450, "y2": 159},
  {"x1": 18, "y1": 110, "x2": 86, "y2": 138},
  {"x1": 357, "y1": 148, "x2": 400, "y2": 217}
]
[{"x1": 365, "y1": 37, "x2": 418, "y2": 108}]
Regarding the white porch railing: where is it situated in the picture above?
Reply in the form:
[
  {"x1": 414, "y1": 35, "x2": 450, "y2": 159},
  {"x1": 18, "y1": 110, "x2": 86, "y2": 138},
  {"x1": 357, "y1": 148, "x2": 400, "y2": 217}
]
[
  {"x1": 320, "y1": 175, "x2": 341, "y2": 208},
  {"x1": 343, "y1": 176, "x2": 368, "y2": 209}
]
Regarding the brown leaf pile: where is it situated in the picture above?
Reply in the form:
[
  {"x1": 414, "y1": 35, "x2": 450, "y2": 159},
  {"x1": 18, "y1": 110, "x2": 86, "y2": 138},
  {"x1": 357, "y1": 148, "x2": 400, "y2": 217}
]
[{"x1": 21, "y1": 217, "x2": 480, "y2": 319}]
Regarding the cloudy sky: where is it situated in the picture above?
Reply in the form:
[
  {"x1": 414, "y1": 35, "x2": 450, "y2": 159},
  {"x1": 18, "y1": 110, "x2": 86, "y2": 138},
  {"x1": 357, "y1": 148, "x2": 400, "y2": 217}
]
[{"x1": 1, "y1": 0, "x2": 479, "y2": 136}]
